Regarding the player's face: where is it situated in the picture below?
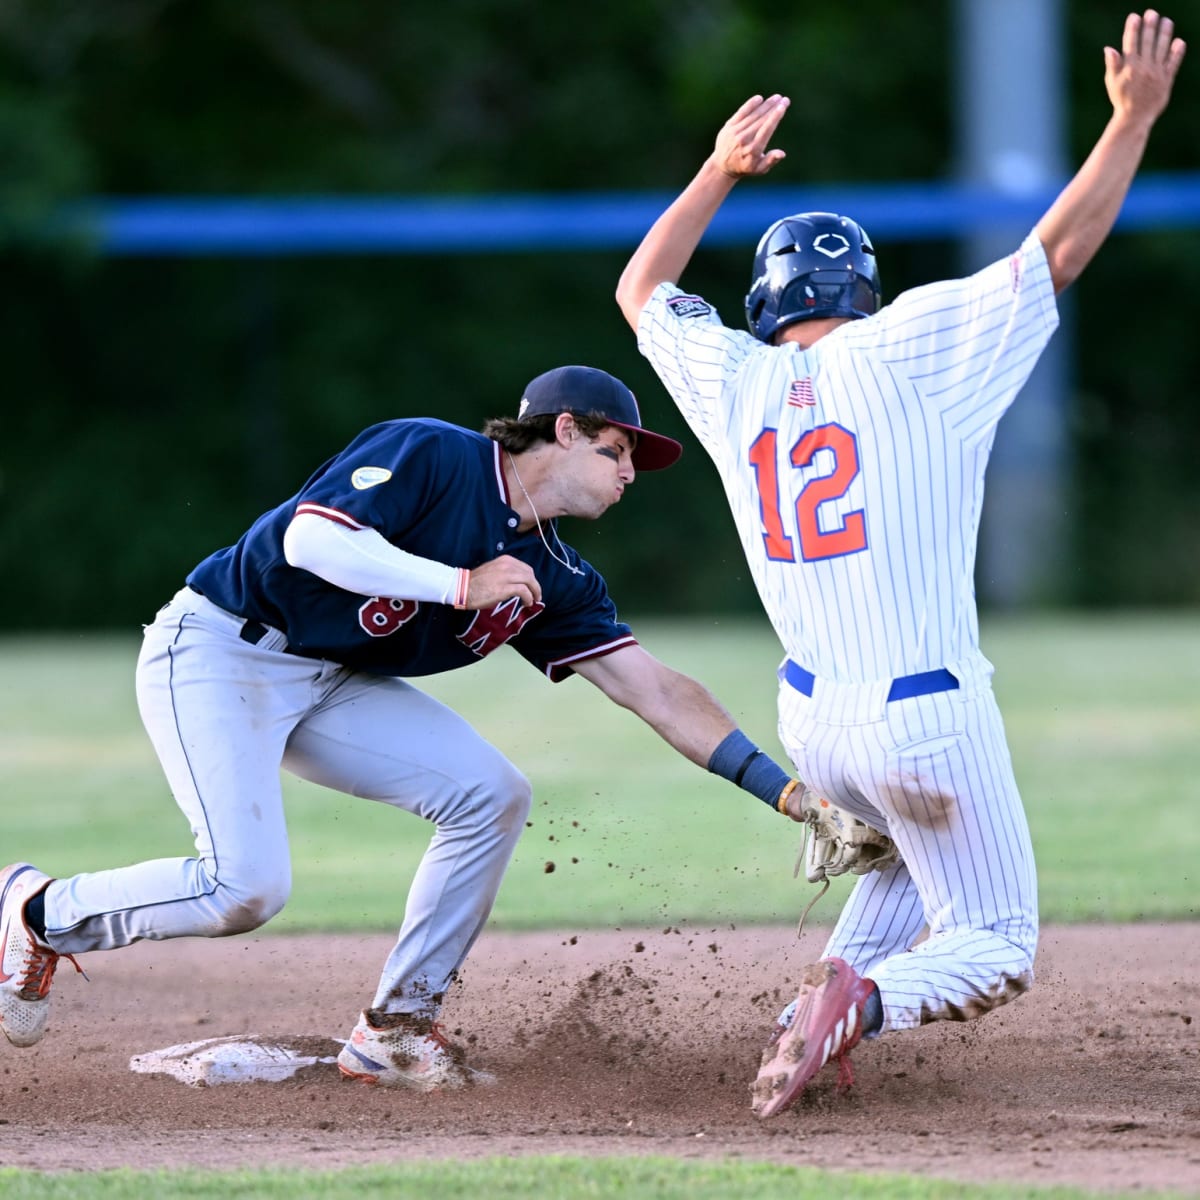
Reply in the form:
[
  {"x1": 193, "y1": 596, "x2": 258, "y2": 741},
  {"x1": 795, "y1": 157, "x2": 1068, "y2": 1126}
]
[{"x1": 567, "y1": 426, "x2": 635, "y2": 519}]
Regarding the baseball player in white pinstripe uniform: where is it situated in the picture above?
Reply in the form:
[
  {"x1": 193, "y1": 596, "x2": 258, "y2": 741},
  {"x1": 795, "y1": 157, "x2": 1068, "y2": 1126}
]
[{"x1": 617, "y1": 9, "x2": 1185, "y2": 1117}]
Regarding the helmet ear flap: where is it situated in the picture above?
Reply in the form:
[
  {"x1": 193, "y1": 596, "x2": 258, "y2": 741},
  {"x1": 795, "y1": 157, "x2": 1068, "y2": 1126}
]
[{"x1": 746, "y1": 290, "x2": 768, "y2": 330}]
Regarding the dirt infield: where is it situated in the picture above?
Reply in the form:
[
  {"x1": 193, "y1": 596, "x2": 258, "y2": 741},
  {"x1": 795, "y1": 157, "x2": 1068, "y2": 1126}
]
[{"x1": 1, "y1": 923, "x2": 1198, "y2": 1191}]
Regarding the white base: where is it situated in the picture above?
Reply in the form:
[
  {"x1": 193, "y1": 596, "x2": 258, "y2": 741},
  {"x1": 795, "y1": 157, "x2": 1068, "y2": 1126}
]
[{"x1": 130, "y1": 1034, "x2": 343, "y2": 1087}]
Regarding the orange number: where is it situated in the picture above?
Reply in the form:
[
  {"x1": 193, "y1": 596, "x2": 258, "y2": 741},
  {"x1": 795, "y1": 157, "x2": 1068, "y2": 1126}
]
[
  {"x1": 749, "y1": 423, "x2": 867, "y2": 563},
  {"x1": 748, "y1": 429, "x2": 795, "y2": 561},
  {"x1": 791, "y1": 424, "x2": 867, "y2": 560}
]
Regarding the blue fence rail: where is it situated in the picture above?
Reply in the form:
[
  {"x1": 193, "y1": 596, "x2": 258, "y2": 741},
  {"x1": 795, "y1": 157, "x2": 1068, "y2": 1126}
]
[{"x1": 58, "y1": 173, "x2": 1200, "y2": 256}]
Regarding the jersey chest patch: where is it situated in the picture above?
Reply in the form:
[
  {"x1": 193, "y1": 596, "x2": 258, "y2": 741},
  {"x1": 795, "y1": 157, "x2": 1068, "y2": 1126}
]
[{"x1": 666, "y1": 294, "x2": 712, "y2": 319}]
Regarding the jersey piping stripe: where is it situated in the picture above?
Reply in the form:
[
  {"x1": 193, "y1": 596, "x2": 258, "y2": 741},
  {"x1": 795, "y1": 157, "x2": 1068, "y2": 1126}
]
[
  {"x1": 293, "y1": 502, "x2": 365, "y2": 530},
  {"x1": 491, "y1": 440, "x2": 510, "y2": 503},
  {"x1": 49, "y1": 605, "x2": 227, "y2": 938},
  {"x1": 543, "y1": 634, "x2": 638, "y2": 679}
]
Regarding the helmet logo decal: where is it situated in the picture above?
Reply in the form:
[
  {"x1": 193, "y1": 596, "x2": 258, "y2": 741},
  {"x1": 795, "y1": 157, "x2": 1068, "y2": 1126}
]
[
  {"x1": 812, "y1": 233, "x2": 851, "y2": 259},
  {"x1": 812, "y1": 232, "x2": 851, "y2": 259}
]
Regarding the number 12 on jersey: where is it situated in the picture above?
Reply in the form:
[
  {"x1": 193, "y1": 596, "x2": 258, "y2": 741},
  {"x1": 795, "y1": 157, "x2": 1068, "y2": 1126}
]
[{"x1": 748, "y1": 423, "x2": 868, "y2": 562}]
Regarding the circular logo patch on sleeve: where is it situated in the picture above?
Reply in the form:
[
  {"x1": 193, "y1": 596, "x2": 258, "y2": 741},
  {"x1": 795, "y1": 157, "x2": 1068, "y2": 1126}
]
[{"x1": 351, "y1": 466, "x2": 393, "y2": 490}]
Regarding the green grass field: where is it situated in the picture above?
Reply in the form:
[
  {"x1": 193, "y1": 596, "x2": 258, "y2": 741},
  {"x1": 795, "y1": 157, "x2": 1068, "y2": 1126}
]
[
  {"x1": 1, "y1": 1158, "x2": 1185, "y2": 1200},
  {"x1": 2, "y1": 613, "x2": 1198, "y2": 930},
  {"x1": 1, "y1": 613, "x2": 1198, "y2": 1199}
]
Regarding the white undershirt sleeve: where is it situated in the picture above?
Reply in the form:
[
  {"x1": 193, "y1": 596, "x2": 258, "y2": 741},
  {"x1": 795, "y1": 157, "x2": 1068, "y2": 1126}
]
[{"x1": 282, "y1": 511, "x2": 469, "y2": 606}]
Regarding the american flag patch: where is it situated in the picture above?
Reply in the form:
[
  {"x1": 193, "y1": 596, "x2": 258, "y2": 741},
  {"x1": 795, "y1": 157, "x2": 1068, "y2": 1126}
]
[{"x1": 787, "y1": 377, "x2": 816, "y2": 407}]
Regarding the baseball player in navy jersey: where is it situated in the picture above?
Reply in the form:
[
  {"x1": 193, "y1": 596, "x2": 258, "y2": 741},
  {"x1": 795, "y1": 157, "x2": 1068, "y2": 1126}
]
[
  {"x1": 616, "y1": 10, "x2": 1185, "y2": 1117},
  {"x1": 0, "y1": 364, "x2": 810, "y2": 1089}
]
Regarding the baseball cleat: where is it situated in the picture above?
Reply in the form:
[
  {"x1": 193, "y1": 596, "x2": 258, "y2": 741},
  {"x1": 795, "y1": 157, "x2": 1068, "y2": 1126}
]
[
  {"x1": 750, "y1": 956, "x2": 874, "y2": 1119},
  {"x1": 0, "y1": 863, "x2": 85, "y2": 1049},
  {"x1": 337, "y1": 1009, "x2": 497, "y2": 1091}
]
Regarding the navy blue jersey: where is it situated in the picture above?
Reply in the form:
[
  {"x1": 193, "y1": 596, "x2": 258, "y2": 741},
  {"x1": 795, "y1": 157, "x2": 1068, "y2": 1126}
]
[{"x1": 187, "y1": 418, "x2": 636, "y2": 680}]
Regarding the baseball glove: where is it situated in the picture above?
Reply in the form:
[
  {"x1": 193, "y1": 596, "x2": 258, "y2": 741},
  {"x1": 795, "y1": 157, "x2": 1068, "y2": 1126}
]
[
  {"x1": 794, "y1": 790, "x2": 900, "y2": 885},
  {"x1": 781, "y1": 784, "x2": 900, "y2": 934}
]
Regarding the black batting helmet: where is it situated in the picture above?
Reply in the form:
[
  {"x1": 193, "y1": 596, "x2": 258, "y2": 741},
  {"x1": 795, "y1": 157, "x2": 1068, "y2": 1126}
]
[{"x1": 745, "y1": 212, "x2": 882, "y2": 342}]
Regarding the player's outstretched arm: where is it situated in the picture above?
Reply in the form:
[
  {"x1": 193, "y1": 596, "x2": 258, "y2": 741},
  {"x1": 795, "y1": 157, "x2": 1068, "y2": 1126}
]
[
  {"x1": 1035, "y1": 9, "x2": 1186, "y2": 294},
  {"x1": 573, "y1": 644, "x2": 801, "y2": 815},
  {"x1": 615, "y1": 94, "x2": 790, "y2": 330}
]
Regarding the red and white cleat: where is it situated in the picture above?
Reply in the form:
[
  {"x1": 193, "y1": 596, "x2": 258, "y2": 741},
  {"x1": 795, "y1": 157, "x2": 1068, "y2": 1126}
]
[{"x1": 751, "y1": 956, "x2": 874, "y2": 1118}]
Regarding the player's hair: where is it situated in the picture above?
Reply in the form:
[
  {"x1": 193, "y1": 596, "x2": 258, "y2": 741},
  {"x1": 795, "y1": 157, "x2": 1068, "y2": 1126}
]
[{"x1": 483, "y1": 410, "x2": 617, "y2": 454}]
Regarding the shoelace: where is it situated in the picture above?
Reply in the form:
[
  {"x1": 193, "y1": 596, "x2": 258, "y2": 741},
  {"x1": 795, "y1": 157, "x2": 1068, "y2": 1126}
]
[
  {"x1": 829, "y1": 997, "x2": 865, "y2": 1091},
  {"x1": 834, "y1": 1052, "x2": 856, "y2": 1090},
  {"x1": 793, "y1": 827, "x2": 830, "y2": 938},
  {"x1": 19, "y1": 943, "x2": 87, "y2": 1000},
  {"x1": 426, "y1": 1021, "x2": 451, "y2": 1051}
]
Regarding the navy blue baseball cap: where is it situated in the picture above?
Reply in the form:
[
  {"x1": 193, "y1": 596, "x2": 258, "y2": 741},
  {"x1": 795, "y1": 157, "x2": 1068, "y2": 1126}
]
[{"x1": 518, "y1": 365, "x2": 682, "y2": 471}]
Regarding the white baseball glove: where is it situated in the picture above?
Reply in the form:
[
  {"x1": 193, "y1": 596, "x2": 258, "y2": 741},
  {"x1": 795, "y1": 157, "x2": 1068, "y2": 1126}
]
[
  {"x1": 780, "y1": 783, "x2": 901, "y2": 933},
  {"x1": 792, "y1": 788, "x2": 900, "y2": 884}
]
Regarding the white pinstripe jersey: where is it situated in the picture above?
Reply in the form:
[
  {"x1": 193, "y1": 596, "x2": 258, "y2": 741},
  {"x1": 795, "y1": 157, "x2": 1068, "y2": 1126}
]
[{"x1": 637, "y1": 233, "x2": 1059, "y2": 683}]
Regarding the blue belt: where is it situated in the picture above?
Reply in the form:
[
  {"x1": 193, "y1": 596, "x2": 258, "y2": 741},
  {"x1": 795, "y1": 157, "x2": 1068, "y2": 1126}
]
[{"x1": 782, "y1": 659, "x2": 959, "y2": 702}]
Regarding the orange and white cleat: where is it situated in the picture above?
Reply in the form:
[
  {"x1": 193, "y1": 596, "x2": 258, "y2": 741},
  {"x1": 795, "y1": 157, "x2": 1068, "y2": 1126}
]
[
  {"x1": 337, "y1": 1008, "x2": 496, "y2": 1091},
  {"x1": 0, "y1": 863, "x2": 86, "y2": 1048}
]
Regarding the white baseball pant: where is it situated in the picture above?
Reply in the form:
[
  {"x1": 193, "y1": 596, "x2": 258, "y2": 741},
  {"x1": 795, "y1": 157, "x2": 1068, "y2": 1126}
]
[
  {"x1": 777, "y1": 653, "x2": 1038, "y2": 1032},
  {"x1": 40, "y1": 587, "x2": 532, "y2": 1016}
]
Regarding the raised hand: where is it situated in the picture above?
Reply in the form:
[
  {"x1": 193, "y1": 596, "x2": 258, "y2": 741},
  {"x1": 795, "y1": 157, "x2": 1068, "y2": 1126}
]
[
  {"x1": 710, "y1": 94, "x2": 791, "y2": 180},
  {"x1": 1104, "y1": 9, "x2": 1187, "y2": 127}
]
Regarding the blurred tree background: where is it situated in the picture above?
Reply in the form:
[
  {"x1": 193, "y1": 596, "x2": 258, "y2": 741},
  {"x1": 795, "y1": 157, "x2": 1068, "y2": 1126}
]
[{"x1": 2, "y1": 0, "x2": 1198, "y2": 630}]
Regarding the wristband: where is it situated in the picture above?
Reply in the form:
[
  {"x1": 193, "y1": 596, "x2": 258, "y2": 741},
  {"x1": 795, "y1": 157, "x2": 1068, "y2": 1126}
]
[
  {"x1": 452, "y1": 568, "x2": 471, "y2": 610},
  {"x1": 708, "y1": 729, "x2": 794, "y2": 810}
]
